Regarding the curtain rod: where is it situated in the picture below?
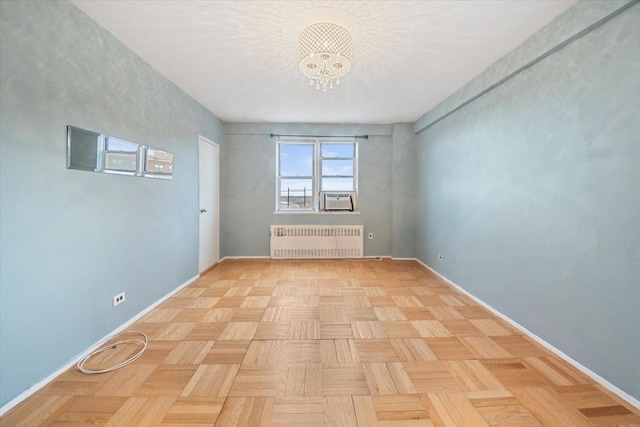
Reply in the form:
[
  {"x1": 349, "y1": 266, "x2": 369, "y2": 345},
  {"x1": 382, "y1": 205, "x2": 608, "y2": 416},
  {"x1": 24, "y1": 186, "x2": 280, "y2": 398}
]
[{"x1": 270, "y1": 133, "x2": 368, "y2": 139}]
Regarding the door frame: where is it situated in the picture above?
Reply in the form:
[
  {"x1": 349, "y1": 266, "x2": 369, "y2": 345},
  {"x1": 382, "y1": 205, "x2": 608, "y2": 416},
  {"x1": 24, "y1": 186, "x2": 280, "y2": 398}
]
[{"x1": 198, "y1": 135, "x2": 220, "y2": 273}]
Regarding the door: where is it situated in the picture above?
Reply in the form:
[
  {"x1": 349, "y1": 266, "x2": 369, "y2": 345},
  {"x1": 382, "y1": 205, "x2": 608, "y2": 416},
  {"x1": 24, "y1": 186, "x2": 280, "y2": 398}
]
[{"x1": 198, "y1": 136, "x2": 219, "y2": 273}]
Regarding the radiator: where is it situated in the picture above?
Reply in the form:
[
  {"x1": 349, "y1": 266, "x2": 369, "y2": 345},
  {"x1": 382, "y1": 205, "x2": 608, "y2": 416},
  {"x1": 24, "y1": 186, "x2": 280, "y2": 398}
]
[{"x1": 270, "y1": 225, "x2": 364, "y2": 259}]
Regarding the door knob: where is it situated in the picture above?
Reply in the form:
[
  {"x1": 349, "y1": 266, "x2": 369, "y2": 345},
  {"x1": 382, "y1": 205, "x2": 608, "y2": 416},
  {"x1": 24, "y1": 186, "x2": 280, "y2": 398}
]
[{"x1": 200, "y1": 208, "x2": 207, "y2": 213}]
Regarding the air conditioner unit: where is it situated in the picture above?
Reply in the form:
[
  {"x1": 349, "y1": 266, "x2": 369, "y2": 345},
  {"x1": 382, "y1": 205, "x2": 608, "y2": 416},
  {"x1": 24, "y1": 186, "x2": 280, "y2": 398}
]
[{"x1": 319, "y1": 191, "x2": 357, "y2": 212}]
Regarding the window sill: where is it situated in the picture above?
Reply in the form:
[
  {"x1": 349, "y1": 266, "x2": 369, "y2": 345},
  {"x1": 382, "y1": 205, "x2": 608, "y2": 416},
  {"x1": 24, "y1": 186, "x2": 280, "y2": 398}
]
[{"x1": 273, "y1": 211, "x2": 361, "y2": 215}]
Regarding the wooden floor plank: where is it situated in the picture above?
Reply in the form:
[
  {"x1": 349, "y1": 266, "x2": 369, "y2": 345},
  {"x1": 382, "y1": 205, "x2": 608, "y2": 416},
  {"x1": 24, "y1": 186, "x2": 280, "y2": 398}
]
[
  {"x1": 511, "y1": 387, "x2": 594, "y2": 426},
  {"x1": 363, "y1": 363, "x2": 400, "y2": 395},
  {"x1": 324, "y1": 396, "x2": 358, "y2": 427},
  {"x1": 215, "y1": 397, "x2": 266, "y2": 427},
  {"x1": 105, "y1": 396, "x2": 175, "y2": 427},
  {"x1": 353, "y1": 395, "x2": 380, "y2": 427},
  {"x1": 425, "y1": 391, "x2": 490, "y2": 427},
  {"x1": 1, "y1": 395, "x2": 74, "y2": 426},
  {"x1": 180, "y1": 364, "x2": 239, "y2": 397},
  {"x1": 160, "y1": 397, "x2": 225, "y2": 425}
]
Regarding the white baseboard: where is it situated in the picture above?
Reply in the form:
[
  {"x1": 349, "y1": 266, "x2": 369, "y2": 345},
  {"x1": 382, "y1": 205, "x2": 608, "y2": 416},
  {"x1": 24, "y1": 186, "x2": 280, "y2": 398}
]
[
  {"x1": 220, "y1": 256, "x2": 270, "y2": 262},
  {"x1": 222, "y1": 256, "x2": 400, "y2": 261},
  {"x1": 0, "y1": 274, "x2": 200, "y2": 416},
  {"x1": 413, "y1": 258, "x2": 640, "y2": 410}
]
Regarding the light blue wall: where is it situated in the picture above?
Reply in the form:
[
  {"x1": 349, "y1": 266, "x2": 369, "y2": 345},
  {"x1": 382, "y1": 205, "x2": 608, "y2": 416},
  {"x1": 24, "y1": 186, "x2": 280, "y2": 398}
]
[
  {"x1": 222, "y1": 123, "x2": 408, "y2": 258},
  {"x1": 391, "y1": 124, "x2": 417, "y2": 258},
  {"x1": 415, "y1": 1, "x2": 640, "y2": 400},
  {"x1": 0, "y1": 0, "x2": 223, "y2": 405}
]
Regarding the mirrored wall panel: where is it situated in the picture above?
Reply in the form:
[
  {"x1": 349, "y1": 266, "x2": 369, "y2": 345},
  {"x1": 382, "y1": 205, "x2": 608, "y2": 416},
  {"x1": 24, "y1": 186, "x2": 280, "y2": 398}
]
[
  {"x1": 144, "y1": 148, "x2": 173, "y2": 179},
  {"x1": 67, "y1": 126, "x2": 102, "y2": 172},
  {"x1": 67, "y1": 126, "x2": 173, "y2": 180}
]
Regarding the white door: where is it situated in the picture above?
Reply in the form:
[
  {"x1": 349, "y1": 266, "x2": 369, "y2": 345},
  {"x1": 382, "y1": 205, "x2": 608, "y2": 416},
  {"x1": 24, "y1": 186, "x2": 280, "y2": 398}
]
[{"x1": 198, "y1": 136, "x2": 219, "y2": 273}]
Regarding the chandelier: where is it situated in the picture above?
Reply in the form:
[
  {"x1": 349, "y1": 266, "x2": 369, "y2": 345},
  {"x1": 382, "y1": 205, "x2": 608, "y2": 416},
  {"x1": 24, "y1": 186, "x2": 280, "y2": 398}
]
[{"x1": 298, "y1": 23, "x2": 353, "y2": 91}]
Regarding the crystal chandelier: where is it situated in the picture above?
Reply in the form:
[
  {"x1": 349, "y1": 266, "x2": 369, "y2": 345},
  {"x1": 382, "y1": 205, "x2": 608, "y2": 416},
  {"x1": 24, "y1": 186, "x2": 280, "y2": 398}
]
[{"x1": 298, "y1": 23, "x2": 352, "y2": 92}]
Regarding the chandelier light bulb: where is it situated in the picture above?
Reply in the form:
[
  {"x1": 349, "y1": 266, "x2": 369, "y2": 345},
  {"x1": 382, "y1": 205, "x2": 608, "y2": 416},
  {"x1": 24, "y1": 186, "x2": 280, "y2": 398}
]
[{"x1": 298, "y1": 22, "x2": 352, "y2": 92}]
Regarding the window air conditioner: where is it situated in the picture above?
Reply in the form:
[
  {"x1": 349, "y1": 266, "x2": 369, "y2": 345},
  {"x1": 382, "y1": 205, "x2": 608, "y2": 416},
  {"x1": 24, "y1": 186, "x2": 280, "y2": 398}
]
[{"x1": 319, "y1": 191, "x2": 357, "y2": 212}]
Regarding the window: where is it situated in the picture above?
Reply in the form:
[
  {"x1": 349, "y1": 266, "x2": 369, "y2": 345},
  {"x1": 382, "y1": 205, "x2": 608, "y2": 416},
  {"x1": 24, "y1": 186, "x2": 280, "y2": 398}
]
[{"x1": 277, "y1": 140, "x2": 357, "y2": 212}]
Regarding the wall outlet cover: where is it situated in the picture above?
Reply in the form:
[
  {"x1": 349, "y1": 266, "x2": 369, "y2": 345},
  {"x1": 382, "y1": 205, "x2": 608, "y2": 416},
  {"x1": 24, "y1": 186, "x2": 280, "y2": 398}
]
[{"x1": 113, "y1": 292, "x2": 126, "y2": 307}]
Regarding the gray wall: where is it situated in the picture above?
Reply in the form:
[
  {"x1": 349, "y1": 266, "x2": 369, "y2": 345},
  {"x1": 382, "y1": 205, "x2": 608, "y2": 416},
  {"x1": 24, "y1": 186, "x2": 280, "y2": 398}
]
[
  {"x1": 222, "y1": 123, "x2": 416, "y2": 258},
  {"x1": 415, "y1": 2, "x2": 640, "y2": 400},
  {"x1": 0, "y1": 0, "x2": 223, "y2": 405}
]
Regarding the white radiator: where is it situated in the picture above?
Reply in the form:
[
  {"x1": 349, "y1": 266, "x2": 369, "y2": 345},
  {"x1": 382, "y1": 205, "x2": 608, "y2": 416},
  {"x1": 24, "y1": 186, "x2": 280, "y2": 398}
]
[{"x1": 270, "y1": 225, "x2": 364, "y2": 259}]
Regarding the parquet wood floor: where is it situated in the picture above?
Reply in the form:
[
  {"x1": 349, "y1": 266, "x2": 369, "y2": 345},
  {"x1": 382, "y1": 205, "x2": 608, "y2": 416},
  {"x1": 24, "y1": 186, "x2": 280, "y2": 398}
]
[{"x1": 3, "y1": 259, "x2": 639, "y2": 426}]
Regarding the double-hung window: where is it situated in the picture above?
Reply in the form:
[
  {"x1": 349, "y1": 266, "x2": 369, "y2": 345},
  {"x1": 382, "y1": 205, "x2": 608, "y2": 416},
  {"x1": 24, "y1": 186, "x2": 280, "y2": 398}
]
[{"x1": 277, "y1": 140, "x2": 357, "y2": 212}]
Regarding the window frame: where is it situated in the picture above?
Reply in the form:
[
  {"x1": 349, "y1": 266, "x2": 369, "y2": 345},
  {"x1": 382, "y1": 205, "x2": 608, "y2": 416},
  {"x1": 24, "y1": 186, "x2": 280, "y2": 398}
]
[{"x1": 275, "y1": 139, "x2": 358, "y2": 213}]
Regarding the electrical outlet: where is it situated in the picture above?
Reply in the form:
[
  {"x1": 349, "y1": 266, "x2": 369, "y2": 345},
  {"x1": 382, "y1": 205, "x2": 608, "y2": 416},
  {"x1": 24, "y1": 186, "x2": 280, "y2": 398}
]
[
  {"x1": 438, "y1": 254, "x2": 444, "y2": 261},
  {"x1": 113, "y1": 292, "x2": 125, "y2": 307},
  {"x1": 368, "y1": 232, "x2": 374, "y2": 240}
]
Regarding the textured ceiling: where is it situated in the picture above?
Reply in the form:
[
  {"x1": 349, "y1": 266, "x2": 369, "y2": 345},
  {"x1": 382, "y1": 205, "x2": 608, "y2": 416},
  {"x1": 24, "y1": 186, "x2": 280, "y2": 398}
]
[{"x1": 71, "y1": 0, "x2": 577, "y2": 124}]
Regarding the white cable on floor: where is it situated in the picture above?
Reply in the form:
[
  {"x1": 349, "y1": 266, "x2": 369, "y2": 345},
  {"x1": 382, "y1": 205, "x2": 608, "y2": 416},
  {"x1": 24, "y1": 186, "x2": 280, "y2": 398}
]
[{"x1": 77, "y1": 330, "x2": 148, "y2": 374}]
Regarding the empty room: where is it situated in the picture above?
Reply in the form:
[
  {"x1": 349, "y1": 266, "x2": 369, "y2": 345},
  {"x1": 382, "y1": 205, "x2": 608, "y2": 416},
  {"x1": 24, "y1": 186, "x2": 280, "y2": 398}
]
[{"x1": 0, "y1": 0, "x2": 638, "y2": 425}]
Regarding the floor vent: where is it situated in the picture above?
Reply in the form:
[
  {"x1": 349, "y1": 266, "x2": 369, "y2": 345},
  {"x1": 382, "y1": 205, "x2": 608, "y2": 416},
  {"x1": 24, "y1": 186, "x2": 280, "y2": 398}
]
[{"x1": 270, "y1": 225, "x2": 364, "y2": 259}]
